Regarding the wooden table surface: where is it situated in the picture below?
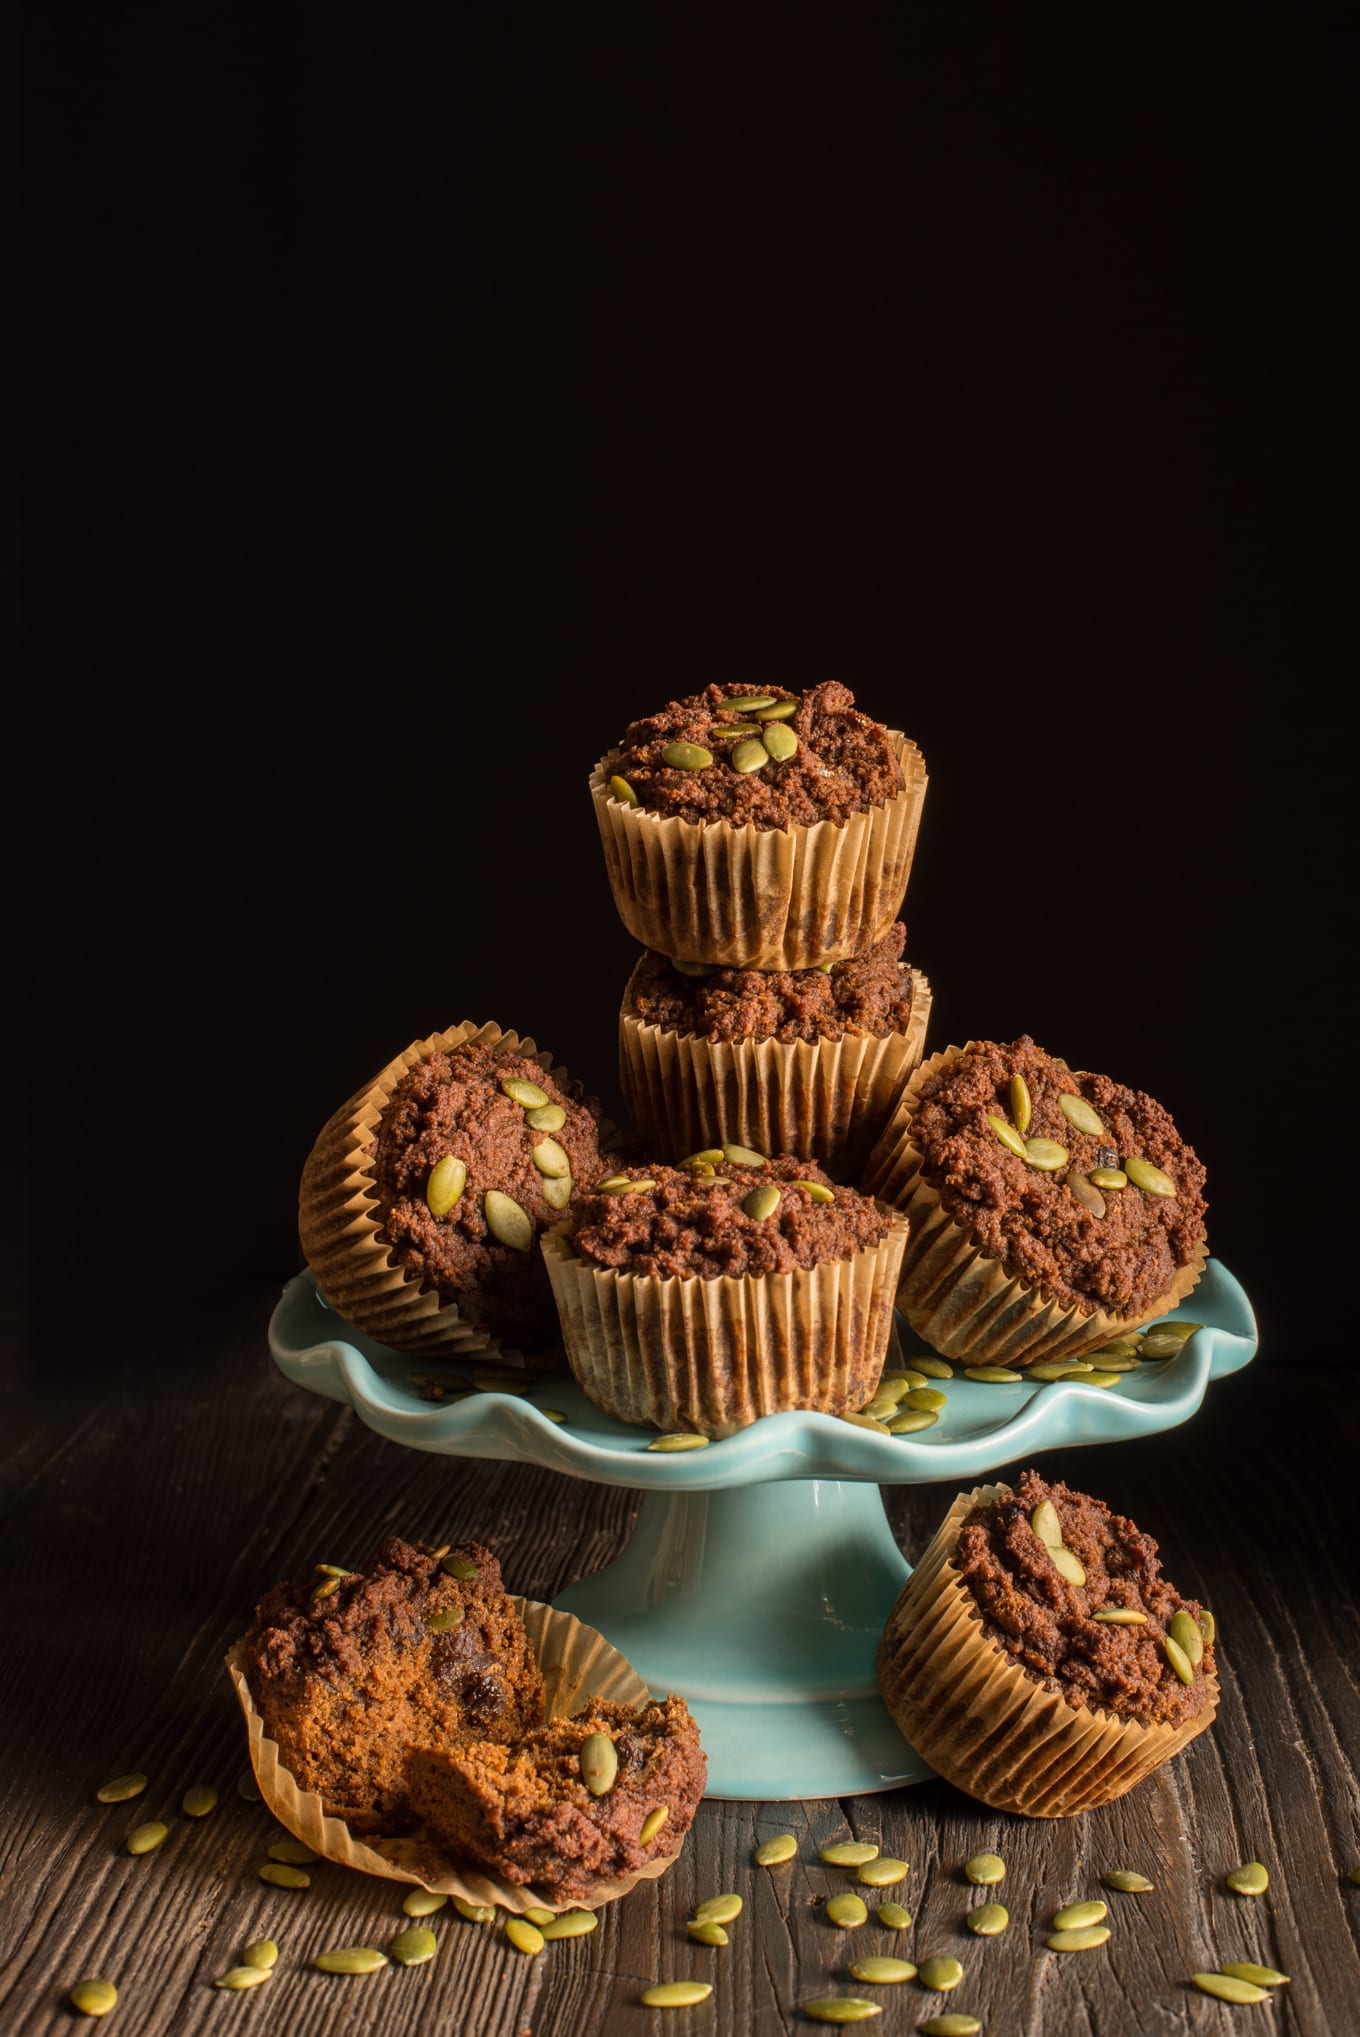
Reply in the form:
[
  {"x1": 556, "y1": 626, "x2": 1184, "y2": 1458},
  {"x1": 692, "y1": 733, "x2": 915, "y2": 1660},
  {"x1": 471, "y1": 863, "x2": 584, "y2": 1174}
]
[{"x1": 3, "y1": 1282, "x2": 1357, "y2": 2037}]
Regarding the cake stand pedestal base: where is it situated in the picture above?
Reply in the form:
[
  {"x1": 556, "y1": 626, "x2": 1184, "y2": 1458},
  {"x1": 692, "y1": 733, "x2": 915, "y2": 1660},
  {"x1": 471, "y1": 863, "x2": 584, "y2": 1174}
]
[{"x1": 554, "y1": 1476, "x2": 931, "y2": 1800}]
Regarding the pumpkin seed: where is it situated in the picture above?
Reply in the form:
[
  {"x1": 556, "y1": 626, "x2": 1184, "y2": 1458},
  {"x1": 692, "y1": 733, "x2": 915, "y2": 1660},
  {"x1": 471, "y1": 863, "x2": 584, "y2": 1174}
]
[
  {"x1": 402, "y1": 1889, "x2": 448, "y2": 1917},
  {"x1": 312, "y1": 1576, "x2": 343, "y2": 1601},
  {"x1": 1142, "y1": 1319, "x2": 1200, "y2": 1348},
  {"x1": 241, "y1": 1940, "x2": 278, "y2": 1969},
  {"x1": 543, "y1": 1173, "x2": 573, "y2": 1210},
  {"x1": 857, "y1": 1857, "x2": 908, "y2": 1887},
  {"x1": 888, "y1": 1409, "x2": 938, "y2": 1434},
  {"x1": 742, "y1": 1183, "x2": 781, "y2": 1221},
  {"x1": 641, "y1": 1982, "x2": 713, "y2": 2007},
  {"x1": 820, "y1": 1841, "x2": 879, "y2": 1866},
  {"x1": 1027, "y1": 1362, "x2": 1080, "y2": 1381},
  {"x1": 722, "y1": 1142, "x2": 767, "y2": 1166},
  {"x1": 69, "y1": 1979, "x2": 118, "y2": 2016},
  {"x1": 841, "y1": 1413, "x2": 891, "y2": 1434},
  {"x1": 1092, "y1": 1336, "x2": 1143, "y2": 1358},
  {"x1": 530, "y1": 1137, "x2": 570, "y2": 1180},
  {"x1": 1163, "y1": 1636, "x2": 1194, "y2": 1684},
  {"x1": 540, "y1": 1408, "x2": 569, "y2": 1422},
  {"x1": 1220, "y1": 1962, "x2": 1289, "y2": 1987},
  {"x1": 484, "y1": 1190, "x2": 533, "y2": 1250},
  {"x1": 1047, "y1": 1926, "x2": 1110, "y2": 1950},
  {"x1": 313, "y1": 1946, "x2": 389, "y2": 1974},
  {"x1": 126, "y1": 1822, "x2": 167, "y2": 1856},
  {"x1": 1092, "y1": 1608, "x2": 1147, "y2": 1625},
  {"x1": 96, "y1": 1773, "x2": 146, "y2": 1804},
  {"x1": 640, "y1": 1805, "x2": 670, "y2": 1844},
  {"x1": 920, "y1": 2020, "x2": 982, "y2": 2037},
  {"x1": 731, "y1": 738, "x2": 769, "y2": 773},
  {"x1": 580, "y1": 1732, "x2": 618, "y2": 1797},
  {"x1": 541, "y1": 1910, "x2": 599, "y2": 1940},
  {"x1": 426, "y1": 1154, "x2": 467, "y2": 1216},
  {"x1": 963, "y1": 1366, "x2": 1024, "y2": 1383},
  {"x1": 236, "y1": 1771, "x2": 262, "y2": 1802},
  {"x1": 1009, "y1": 1073, "x2": 1032, "y2": 1136},
  {"x1": 1192, "y1": 1973, "x2": 1268, "y2": 2003},
  {"x1": 1089, "y1": 1167, "x2": 1128, "y2": 1190},
  {"x1": 793, "y1": 1180, "x2": 836, "y2": 1203},
  {"x1": 1226, "y1": 1861, "x2": 1269, "y2": 1895},
  {"x1": 501, "y1": 1076, "x2": 550, "y2": 1110},
  {"x1": 646, "y1": 1432, "x2": 710, "y2": 1451},
  {"x1": 799, "y1": 2002, "x2": 881, "y2": 2025},
  {"x1": 723, "y1": 696, "x2": 777, "y2": 712},
  {"x1": 525, "y1": 1103, "x2": 567, "y2": 1135},
  {"x1": 825, "y1": 1893, "x2": 869, "y2": 1928},
  {"x1": 1167, "y1": 1609, "x2": 1204, "y2": 1667},
  {"x1": 847, "y1": 1956, "x2": 916, "y2": 1983},
  {"x1": 1052, "y1": 1901, "x2": 1107, "y2": 1931},
  {"x1": 1024, "y1": 1137, "x2": 1069, "y2": 1171},
  {"x1": 686, "y1": 1921, "x2": 729, "y2": 1946},
  {"x1": 610, "y1": 774, "x2": 639, "y2": 805},
  {"x1": 918, "y1": 1955, "x2": 965, "y2": 1990},
  {"x1": 967, "y1": 1902, "x2": 1008, "y2": 1935},
  {"x1": 438, "y1": 1553, "x2": 477, "y2": 1581},
  {"x1": 1102, "y1": 1869, "x2": 1154, "y2": 1893},
  {"x1": 1199, "y1": 1608, "x2": 1216, "y2": 1647},
  {"x1": 181, "y1": 1785, "x2": 218, "y2": 1819},
  {"x1": 682, "y1": 1149, "x2": 726, "y2": 1167},
  {"x1": 389, "y1": 1926, "x2": 437, "y2": 1966},
  {"x1": 504, "y1": 1918, "x2": 544, "y2": 1956},
  {"x1": 709, "y1": 724, "x2": 758, "y2": 738},
  {"x1": 1125, "y1": 1156, "x2": 1176, "y2": 1196},
  {"x1": 1139, "y1": 1325, "x2": 1199, "y2": 1359},
  {"x1": 259, "y1": 1862, "x2": 309, "y2": 1888},
  {"x1": 1348, "y1": 1866, "x2": 1360, "y2": 1886},
  {"x1": 876, "y1": 1902, "x2": 913, "y2": 1930},
  {"x1": 693, "y1": 1893, "x2": 743, "y2": 1925},
  {"x1": 762, "y1": 723, "x2": 798, "y2": 763},
  {"x1": 600, "y1": 1175, "x2": 654, "y2": 1194},
  {"x1": 914, "y1": 1356, "x2": 953, "y2": 1379},
  {"x1": 755, "y1": 1833, "x2": 798, "y2": 1866},
  {"x1": 754, "y1": 699, "x2": 799, "y2": 721},
  {"x1": 661, "y1": 740, "x2": 713, "y2": 771},
  {"x1": 986, "y1": 1113, "x2": 1027, "y2": 1159},
  {"x1": 1086, "y1": 1352, "x2": 1141, "y2": 1371},
  {"x1": 964, "y1": 1854, "x2": 1005, "y2": 1885},
  {"x1": 1068, "y1": 1174, "x2": 1107, "y2": 1219},
  {"x1": 1030, "y1": 1499, "x2": 1063, "y2": 1547},
  {"x1": 426, "y1": 1606, "x2": 464, "y2": 1632},
  {"x1": 518, "y1": 1908, "x2": 554, "y2": 1927},
  {"x1": 1059, "y1": 1093, "x2": 1105, "y2": 1137},
  {"x1": 1084, "y1": 1371, "x2": 1122, "y2": 1389},
  {"x1": 860, "y1": 1395, "x2": 901, "y2": 1422},
  {"x1": 215, "y1": 1967, "x2": 272, "y2": 1990},
  {"x1": 452, "y1": 1897, "x2": 495, "y2": 1923},
  {"x1": 901, "y1": 1387, "x2": 946, "y2": 1411},
  {"x1": 1048, "y1": 1545, "x2": 1087, "y2": 1586},
  {"x1": 267, "y1": 1837, "x2": 317, "y2": 1864}
]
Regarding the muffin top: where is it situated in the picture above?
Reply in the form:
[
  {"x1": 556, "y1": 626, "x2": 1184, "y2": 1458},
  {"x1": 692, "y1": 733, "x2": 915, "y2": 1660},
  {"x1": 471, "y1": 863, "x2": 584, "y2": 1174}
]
[
  {"x1": 952, "y1": 1471, "x2": 1216, "y2": 1729},
  {"x1": 373, "y1": 1038, "x2": 607, "y2": 1347},
  {"x1": 625, "y1": 922, "x2": 915, "y2": 1045},
  {"x1": 910, "y1": 1035, "x2": 1207, "y2": 1319},
  {"x1": 561, "y1": 1154, "x2": 893, "y2": 1279},
  {"x1": 602, "y1": 680, "x2": 905, "y2": 830}
]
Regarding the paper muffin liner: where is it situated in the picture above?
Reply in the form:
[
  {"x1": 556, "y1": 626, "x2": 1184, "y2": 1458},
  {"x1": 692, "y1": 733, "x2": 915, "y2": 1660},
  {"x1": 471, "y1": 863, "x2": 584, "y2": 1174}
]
[
  {"x1": 542, "y1": 1211, "x2": 909, "y2": 1437},
  {"x1": 226, "y1": 1597, "x2": 685, "y2": 1910},
  {"x1": 877, "y1": 1485, "x2": 1219, "y2": 1818},
  {"x1": 618, "y1": 965, "x2": 933, "y2": 1183},
  {"x1": 589, "y1": 734, "x2": 928, "y2": 970},
  {"x1": 298, "y1": 1020, "x2": 599, "y2": 1364},
  {"x1": 861, "y1": 1044, "x2": 1208, "y2": 1367}
]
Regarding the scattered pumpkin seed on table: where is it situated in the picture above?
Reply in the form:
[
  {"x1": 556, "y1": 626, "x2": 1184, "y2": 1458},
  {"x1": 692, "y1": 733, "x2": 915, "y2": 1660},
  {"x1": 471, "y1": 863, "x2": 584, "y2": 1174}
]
[
  {"x1": 825, "y1": 1893, "x2": 869, "y2": 1928},
  {"x1": 799, "y1": 2000, "x2": 882, "y2": 2025},
  {"x1": 686, "y1": 1921, "x2": 729, "y2": 1946},
  {"x1": 521, "y1": 1907, "x2": 556, "y2": 1927},
  {"x1": 900, "y1": 1388, "x2": 946, "y2": 1412},
  {"x1": 875, "y1": 1902, "x2": 912, "y2": 1930},
  {"x1": 820, "y1": 1841, "x2": 879, "y2": 1866},
  {"x1": 1047, "y1": 1926, "x2": 1111, "y2": 1951},
  {"x1": 856, "y1": 1857, "x2": 908, "y2": 1887},
  {"x1": 267, "y1": 1836, "x2": 316, "y2": 1865},
  {"x1": 69, "y1": 1979, "x2": 118, "y2": 2017},
  {"x1": 1220, "y1": 1962, "x2": 1290, "y2": 1987},
  {"x1": 1226, "y1": 1861, "x2": 1270, "y2": 1895},
  {"x1": 389, "y1": 1925, "x2": 437, "y2": 1966},
  {"x1": 181, "y1": 1785, "x2": 218, "y2": 1818},
  {"x1": 640, "y1": 1980, "x2": 713, "y2": 2007},
  {"x1": 1052, "y1": 1901, "x2": 1107, "y2": 1931},
  {"x1": 241, "y1": 1940, "x2": 278, "y2": 1969},
  {"x1": 966, "y1": 1903, "x2": 1008, "y2": 1935},
  {"x1": 1083, "y1": 1370, "x2": 1122, "y2": 1389},
  {"x1": 847, "y1": 1956, "x2": 916, "y2": 1983},
  {"x1": 964, "y1": 1853, "x2": 1005, "y2": 1886},
  {"x1": 215, "y1": 1967, "x2": 272, "y2": 1991},
  {"x1": 1102, "y1": 1868, "x2": 1154, "y2": 1893},
  {"x1": 504, "y1": 1918, "x2": 544, "y2": 1956},
  {"x1": 755, "y1": 1832, "x2": 798, "y2": 1866},
  {"x1": 889, "y1": 1410, "x2": 938, "y2": 1434},
  {"x1": 913, "y1": 1356, "x2": 953, "y2": 1379},
  {"x1": 963, "y1": 1366, "x2": 1024, "y2": 1383},
  {"x1": 918, "y1": 1955, "x2": 965, "y2": 1990},
  {"x1": 96, "y1": 1774, "x2": 146, "y2": 1804},
  {"x1": 692, "y1": 1893, "x2": 743, "y2": 1925},
  {"x1": 920, "y1": 2018, "x2": 983, "y2": 2037},
  {"x1": 258, "y1": 1862, "x2": 309, "y2": 1889},
  {"x1": 647, "y1": 1433, "x2": 710, "y2": 1452},
  {"x1": 541, "y1": 1910, "x2": 598, "y2": 1940},
  {"x1": 452, "y1": 1896, "x2": 494, "y2": 1922},
  {"x1": 1192, "y1": 1972, "x2": 1269, "y2": 2004},
  {"x1": 313, "y1": 1946, "x2": 389, "y2": 1974},
  {"x1": 125, "y1": 1822, "x2": 167, "y2": 1856},
  {"x1": 841, "y1": 1413, "x2": 891, "y2": 1434}
]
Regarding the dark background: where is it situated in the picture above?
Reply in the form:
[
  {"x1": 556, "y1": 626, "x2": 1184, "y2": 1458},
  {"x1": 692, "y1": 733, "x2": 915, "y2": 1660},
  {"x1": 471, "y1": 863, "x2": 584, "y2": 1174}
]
[{"x1": 18, "y1": 9, "x2": 1351, "y2": 1386}]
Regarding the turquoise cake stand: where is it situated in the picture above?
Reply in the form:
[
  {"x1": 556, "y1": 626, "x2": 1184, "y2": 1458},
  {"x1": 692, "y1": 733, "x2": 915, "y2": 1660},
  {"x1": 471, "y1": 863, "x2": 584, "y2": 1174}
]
[{"x1": 268, "y1": 1260, "x2": 1257, "y2": 1801}]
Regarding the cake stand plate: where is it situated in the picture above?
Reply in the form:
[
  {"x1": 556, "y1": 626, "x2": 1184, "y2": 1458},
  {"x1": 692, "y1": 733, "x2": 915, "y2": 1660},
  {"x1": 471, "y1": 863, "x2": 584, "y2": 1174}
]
[{"x1": 268, "y1": 1259, "x2": 1257, "y2": 1800}]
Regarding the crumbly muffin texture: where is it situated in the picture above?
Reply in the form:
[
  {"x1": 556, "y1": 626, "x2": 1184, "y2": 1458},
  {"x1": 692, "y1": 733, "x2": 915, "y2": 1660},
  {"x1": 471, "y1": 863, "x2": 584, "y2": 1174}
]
[
  {"x1": 564, "y1": 1156, "x2": 892, "y2": 1279},
  {"x1": 605, "y1": 680, "x2": 905, "y2": 829},
  {"x1": 953, "y1": 1472, "x2": 1215, "y2": 1729},
  {"x1": 243, "y1": 1537, "x2": 545, "y2": 1833},
  {"x1": 374, "y1": 1038, "x2": 607, "y2": 1348},
  {"x1": 626, "y1": 922, "x2": 915, "y2": 1045},
  {"x1": 405, "y1": 1694, "x2": 706, "y2": 1899},
  {"x1": 912, "y1": 1035, "x2": 1207, "y2": 1318}
]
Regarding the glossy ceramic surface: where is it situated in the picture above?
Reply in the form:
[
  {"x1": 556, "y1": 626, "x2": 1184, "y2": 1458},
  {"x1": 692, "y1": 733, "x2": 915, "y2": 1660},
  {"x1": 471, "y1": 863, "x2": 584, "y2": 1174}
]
[{"x1": 269, "y1": 1259, "x2": 1257, "y2": 1798}]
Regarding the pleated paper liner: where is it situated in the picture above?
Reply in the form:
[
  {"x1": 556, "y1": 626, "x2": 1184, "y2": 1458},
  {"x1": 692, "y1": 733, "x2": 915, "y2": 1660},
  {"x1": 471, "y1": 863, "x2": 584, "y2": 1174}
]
[
  {"x1": 861, "y1": 1043, "x2": 1208, "y2": 1368},
  {"x1": 226, "y1": 1598, "x2": 684, "y2": 1912},
  {"x1": 877, "y1": 1485, "x2": 1219, "y2": 1818},
  {"x1": 618, "y1": 965, "x2": 933, "y2": 1183},
  {"x1": 297, "y1": 1020, "x2": 596, "y2": 1364},
  {"x1": 542, "y1": 1213, "x2": 909, "y2": 1438},
  {"x1": 589, "y1": 734, "x2": 928, "y2": 971}
]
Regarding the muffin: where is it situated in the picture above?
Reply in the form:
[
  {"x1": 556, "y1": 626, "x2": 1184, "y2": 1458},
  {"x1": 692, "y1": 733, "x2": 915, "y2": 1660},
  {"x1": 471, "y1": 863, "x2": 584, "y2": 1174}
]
[
  {"x1": 618, "y1": 922, "x2": 933, "y2": 1180},
  {"x1": 590, "y1": 681, "x2": 928, "y2": 970},
  {"x1": 542, "y1": 1153, "x2": 909, "y2": 1436},
  {"x1": 863, "y1": 1036, "x2": 1208, "y2": 1367},
  {"x1": 406, "y1": 1694, "x2": 706, "y2": 1900},
  {"x1": 241, "y1": 1537, "x2": 545, "y2": 1833},
  {"x1": 878, "y1": 1471, "x2": 1219, "y2": 1817},
  {"x1": 298, "y1": 1020, "x2": 609, "y2": 1358}
]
